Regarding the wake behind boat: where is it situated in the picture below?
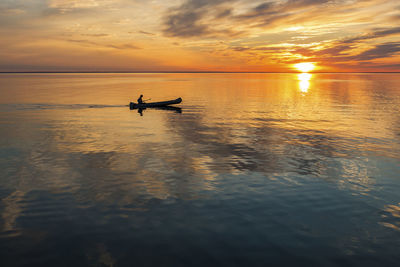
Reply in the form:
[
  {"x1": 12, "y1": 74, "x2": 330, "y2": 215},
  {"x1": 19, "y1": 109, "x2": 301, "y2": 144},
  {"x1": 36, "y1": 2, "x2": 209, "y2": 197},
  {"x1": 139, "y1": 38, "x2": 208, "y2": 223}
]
[{"x1": 130, "y1": 97, "x2": 182, "y2": 109}]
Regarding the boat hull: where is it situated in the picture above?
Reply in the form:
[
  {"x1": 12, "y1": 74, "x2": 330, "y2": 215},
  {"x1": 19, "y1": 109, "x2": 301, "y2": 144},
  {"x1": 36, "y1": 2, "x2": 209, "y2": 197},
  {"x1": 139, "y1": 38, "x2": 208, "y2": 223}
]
[{"x1": 130, "y1": 97, "x2": 182, "y2": 109}]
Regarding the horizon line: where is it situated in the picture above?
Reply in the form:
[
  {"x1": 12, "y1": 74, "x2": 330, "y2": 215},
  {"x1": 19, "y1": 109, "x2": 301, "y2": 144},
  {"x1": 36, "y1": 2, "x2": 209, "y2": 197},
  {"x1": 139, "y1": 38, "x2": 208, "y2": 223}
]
[{"x1": 1, "y1": 71, "x2": 400, "y2": 74}]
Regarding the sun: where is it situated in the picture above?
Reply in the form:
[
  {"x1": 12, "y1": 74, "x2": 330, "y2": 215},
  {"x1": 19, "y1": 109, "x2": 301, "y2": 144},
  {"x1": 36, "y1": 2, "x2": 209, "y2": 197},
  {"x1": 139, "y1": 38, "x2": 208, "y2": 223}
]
[{"x1": 294, "y1": 62, "x2": 315, "y2": 73}]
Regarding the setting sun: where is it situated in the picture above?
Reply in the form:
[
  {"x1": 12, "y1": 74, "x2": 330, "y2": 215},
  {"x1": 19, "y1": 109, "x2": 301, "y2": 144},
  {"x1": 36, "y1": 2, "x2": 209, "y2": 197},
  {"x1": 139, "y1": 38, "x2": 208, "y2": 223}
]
[{"x1": 294, "y1": 63, "x2": 316, "y2": 73}]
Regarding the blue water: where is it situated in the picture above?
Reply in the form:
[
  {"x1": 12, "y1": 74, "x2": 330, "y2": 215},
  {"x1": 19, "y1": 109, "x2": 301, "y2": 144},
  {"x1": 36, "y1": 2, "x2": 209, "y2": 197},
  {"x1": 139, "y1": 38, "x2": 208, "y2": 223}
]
[{"x1": 0, "y1": 73, "x2": 399, "y2": 266}]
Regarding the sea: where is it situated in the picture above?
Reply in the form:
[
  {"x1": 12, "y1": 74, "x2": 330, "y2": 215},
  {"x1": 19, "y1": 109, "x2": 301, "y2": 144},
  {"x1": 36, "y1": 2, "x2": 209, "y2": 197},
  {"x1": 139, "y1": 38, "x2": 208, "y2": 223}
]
[{"x1": 0, "y1": 73, "x2": 399, "y2": 266}]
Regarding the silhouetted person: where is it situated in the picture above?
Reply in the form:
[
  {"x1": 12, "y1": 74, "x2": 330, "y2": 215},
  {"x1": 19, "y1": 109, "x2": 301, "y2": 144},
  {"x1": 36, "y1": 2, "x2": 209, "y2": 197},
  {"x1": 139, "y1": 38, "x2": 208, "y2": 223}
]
[{"x1": 137, "y1": 94, "x2": 144, "y2": 104}]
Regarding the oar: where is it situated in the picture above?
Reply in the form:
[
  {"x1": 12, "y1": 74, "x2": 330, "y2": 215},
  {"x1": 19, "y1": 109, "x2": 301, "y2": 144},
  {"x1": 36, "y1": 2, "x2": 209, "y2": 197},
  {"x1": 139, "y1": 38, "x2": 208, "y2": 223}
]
[{"x1": 144, "y1": 98, "x2": 151, "y2": 101}]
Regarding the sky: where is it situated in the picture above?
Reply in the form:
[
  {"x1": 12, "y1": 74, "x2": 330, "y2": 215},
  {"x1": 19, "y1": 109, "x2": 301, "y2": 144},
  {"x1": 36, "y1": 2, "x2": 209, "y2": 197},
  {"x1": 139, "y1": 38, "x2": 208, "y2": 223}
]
[{"x1": 1, "y1": 0, "x2": 400, "y2": 72}]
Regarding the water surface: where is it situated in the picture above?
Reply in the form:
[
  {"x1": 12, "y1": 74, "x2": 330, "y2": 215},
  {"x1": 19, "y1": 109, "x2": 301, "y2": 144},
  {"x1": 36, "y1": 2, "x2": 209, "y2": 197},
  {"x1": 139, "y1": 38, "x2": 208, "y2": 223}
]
[{"x1": 0, "y1": 73, "x2": 400, "y2": 266}]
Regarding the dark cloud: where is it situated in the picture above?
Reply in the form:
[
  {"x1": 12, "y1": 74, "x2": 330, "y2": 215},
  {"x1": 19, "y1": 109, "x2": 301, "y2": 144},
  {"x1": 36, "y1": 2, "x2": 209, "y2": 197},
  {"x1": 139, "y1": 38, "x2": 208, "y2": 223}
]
[
  {"x1": 343, "y1": 27, "x2": 400, "y2": 44},
  {"x1": 138, "y1": 30, "x2": 155, "y2": 36},
  {"x1": 162, "y1": 0, "x2": 343, "y2": 38},
  {"x1": 284, "y1": 0, "x2": 331, "y2": 9},
  {"x1": 215, "y1": 8, "x2": 232, "y2": 19},
  {"x1": 107, "y1": 44, "x2": 141, "y2": 50},
  {"x1": 161, "y1": 0, "x2": 235, "y2": 37},
  {"x1": 232, "y1": 47, "x2": 251, "y2": 52},
  {"x1": 353, "y1": 42, "x2": 400, "y2": 61},
  {"x1": 299, "y1": 26, "x2": 400, "y2": 62},
  {"x1": 294, "y1": 43, "x2": 353, "y2": 59},
  {"x1": 164, "y1": 10, "x2": 209, "y2": 37},
  {"x1": 236, "y1": 0, "x2": 332, "y2": 19},
  {"x1": 235, "y1": 2, "x2": 276, "y2": 20},
  {"x1": 234, "y1": 0, "x2": 333, "y2": 27},
  {"x1": 292, "y1": 41, "x2": 400, "y2": 66},
  {"x1": 231, "y1": 46, "x2": 285, "y2": 53},
  {"x1": 163, "y1": 0, "x2": 225, "y2": 37},
  {"x1": 81, "y1": 33, "x2": 110, "y2": 37},
  {"x1": 254, "y1": 2, "x2": 274, "y2": 12},
  {"x1": 228, "y1": 36, "x2": 400, "y2": 67}
]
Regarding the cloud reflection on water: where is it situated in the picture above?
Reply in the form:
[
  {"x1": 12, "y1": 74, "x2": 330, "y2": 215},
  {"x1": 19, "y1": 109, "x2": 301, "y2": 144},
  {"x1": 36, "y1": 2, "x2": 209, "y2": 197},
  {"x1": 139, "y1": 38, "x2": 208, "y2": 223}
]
[
  {"x1": 0, "y1": 74, "x2": 400, "y2": 266},
  {"x1": 1, "y1": 74, "x2": 400, "y2": 216}
]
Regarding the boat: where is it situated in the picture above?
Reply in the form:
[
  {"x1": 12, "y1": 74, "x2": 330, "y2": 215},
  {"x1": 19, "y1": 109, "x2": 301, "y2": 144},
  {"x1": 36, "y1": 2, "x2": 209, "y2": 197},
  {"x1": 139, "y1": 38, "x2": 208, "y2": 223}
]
[{"x1": 130, "y1": 97, "x2": 182, "y2": 109}]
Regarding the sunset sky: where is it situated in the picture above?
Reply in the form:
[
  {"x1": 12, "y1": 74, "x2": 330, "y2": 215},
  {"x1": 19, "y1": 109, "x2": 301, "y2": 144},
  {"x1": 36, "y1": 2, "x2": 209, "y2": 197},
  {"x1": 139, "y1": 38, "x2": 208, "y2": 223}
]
[{"x1": 1, "y1": 0, "x2": 400, "y2": 72}]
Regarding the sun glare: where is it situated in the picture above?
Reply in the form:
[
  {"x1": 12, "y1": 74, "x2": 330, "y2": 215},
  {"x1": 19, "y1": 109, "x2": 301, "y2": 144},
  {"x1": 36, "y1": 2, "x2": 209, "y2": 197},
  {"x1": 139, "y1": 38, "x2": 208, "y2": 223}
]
[
  {"x1": 294, "y1": 63, "x2": 315, "y2": 73},
  {"x1": 298, "y1": 73, "x2": 312, "y2": 93}
]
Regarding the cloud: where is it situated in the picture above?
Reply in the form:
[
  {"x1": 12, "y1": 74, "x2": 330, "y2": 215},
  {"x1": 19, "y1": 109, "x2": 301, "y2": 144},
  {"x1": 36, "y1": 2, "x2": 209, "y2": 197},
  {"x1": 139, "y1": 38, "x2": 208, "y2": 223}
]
[
  {"x1": 107, "y1": 43, "x2": 141, "y2": 50},
  {"x1": 67, "y1": 39, "x2": 141, "y2": 50},
  {"x1": 162, "y1": 0, "x2": 341, "y2": 38},
  {"x1": 0, "y1": 8, "x2": 25, "y2": 15},
  {"x1": 138, "y1": 30, "x2": 155, "y2": 36},
  {"x1": 291, "y1": 26, "x2": 400, "y2": 63},
  {"x1": 43, "y1": 0, "x2": 118, "y2": 16},
  {"x1": 162, "y1": 0, "x2": 241, "y2": 38},
  {"x1": 164, "y1": 9, "x2": 208, "y2": 37},
  {"x1": 342, "y1": 27, "x2": 400, "y2": 44},
  {"x1": 353, "y1": 42, "x2": 400, "y2": 61},
  {"x1": 232, "y1": 0, "x2": 355, "y2": 30},
  {"x1": 48, "y1": 0, "x2": 113, "y2": 10},
  {"x1": 81, "y1": 33, "x2": 110, "y2": 37},
  {"x1": 215, "y1": 8, "x2": 232, "y2": 19}
]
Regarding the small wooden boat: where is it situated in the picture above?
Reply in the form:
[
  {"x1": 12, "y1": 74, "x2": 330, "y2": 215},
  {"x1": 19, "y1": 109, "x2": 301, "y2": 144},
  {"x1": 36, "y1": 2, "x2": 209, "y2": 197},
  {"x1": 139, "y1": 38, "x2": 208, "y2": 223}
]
[{"x1": 130, "y1": 97, "x2": 182, "y2": 109}]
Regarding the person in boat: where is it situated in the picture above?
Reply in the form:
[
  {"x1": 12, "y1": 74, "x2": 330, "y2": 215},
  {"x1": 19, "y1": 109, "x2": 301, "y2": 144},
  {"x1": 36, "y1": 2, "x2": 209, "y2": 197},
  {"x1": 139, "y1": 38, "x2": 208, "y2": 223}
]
[{"x1": 137, "y1": 94, "x2": 144, "y2": 104}]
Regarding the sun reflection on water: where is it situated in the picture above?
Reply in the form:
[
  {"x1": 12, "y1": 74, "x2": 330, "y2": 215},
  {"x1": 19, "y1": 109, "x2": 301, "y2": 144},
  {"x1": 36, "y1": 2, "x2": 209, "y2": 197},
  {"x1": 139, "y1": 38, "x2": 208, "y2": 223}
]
[{"x1": 298, "y1": 73, "x2": 312, "y2": 93}]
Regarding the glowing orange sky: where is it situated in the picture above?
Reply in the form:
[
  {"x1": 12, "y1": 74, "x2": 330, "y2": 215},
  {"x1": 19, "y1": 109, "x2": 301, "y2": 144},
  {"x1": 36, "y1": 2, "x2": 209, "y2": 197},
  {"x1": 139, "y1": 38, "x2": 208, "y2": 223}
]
[{"x1": 1, "y1": 0, "x2": 400, "y2": 72}]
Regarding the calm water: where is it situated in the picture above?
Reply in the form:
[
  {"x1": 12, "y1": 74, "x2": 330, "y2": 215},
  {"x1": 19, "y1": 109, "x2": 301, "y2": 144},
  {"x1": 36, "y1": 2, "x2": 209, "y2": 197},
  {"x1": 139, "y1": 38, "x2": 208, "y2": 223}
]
[{"x1": 0, "y1": 73, "x2": 399, "y2": 266}]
